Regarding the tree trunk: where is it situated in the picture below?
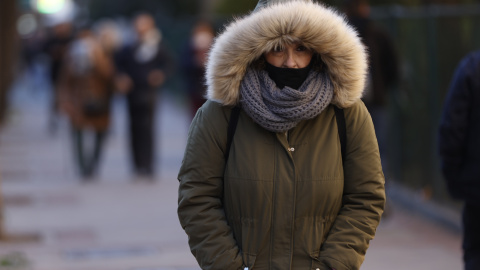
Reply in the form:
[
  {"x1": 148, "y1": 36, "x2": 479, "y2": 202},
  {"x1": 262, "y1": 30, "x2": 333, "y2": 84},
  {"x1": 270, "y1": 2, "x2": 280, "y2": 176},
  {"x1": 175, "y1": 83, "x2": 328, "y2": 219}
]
[{"x1": 0, "y1": 0, "x2": 17, "y2": 125}]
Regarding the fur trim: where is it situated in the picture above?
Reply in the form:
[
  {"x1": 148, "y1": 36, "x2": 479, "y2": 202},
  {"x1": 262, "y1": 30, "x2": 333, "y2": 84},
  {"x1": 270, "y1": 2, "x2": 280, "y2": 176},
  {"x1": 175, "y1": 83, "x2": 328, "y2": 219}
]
[{"x1": 206, "y1": 1, "x2": 368, "y2": 108}]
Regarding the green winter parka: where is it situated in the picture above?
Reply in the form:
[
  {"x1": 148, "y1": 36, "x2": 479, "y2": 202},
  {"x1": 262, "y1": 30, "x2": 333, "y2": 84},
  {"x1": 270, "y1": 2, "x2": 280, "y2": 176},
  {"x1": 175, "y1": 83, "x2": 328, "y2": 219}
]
[{"x1": 178, "y1": 1, "x2": 386, "y2": 270}]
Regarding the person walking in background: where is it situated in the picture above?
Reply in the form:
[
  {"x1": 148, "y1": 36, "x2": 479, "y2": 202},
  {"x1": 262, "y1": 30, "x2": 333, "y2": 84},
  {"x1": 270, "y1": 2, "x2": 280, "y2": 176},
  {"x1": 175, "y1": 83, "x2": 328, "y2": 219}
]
[
  {"x1": 438, "y1": 50, "x2": 480, "y2": 270},
  {"x1": 342, "y1": 0, "x2": 399, "y2": 169},
  {"x1": 177, "y1": 0, "x2": 386, "y2": 269},
  {"x1": 42, "y1": 21, "x2": 74, "y2": 134},
  {"x1": 93, "y1": 19, "x2": 123, "y2": 61},
  {"x1": 57, "y1": 26, "x2": 115, "y2": 179},
  {"x1": 115, "y1": 13, "x2": 174, "y2": 178},
  {"x1": 180, "y1": 20, "x2": 215, "y2": 119}
]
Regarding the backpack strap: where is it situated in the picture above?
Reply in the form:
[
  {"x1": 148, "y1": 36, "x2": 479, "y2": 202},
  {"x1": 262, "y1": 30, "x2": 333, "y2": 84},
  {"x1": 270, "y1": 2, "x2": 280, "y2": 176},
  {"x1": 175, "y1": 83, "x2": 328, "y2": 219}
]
[
  {"x1": 333, "y1": 106, "x2": 346, "y2": 165},
  {"x1": 225, "y1": 106, "x2": 241, "y2": 163}
]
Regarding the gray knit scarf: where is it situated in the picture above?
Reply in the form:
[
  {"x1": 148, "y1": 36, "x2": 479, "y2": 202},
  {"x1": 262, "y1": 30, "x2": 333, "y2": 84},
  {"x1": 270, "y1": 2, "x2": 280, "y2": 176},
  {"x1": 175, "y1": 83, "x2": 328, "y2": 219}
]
[{"x1": 240, "y1": 68, "x2": 334, "y2": 133}]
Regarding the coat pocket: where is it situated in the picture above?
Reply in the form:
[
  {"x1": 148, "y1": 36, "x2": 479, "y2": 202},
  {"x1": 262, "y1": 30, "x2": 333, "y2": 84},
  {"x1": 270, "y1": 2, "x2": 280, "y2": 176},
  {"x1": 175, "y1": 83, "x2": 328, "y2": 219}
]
[
  {"x1": 242, "y1": 252, "x2": 257, "y2": 269},
  {"x1": 294, "y1": 216, "x2": 327, "y2": 258},
  {"x1": 307, "y1": 219, "x2": 335, "y2": 270},
  {"x1": 309, "y1": 254, "x2": 329, "y2": 270},
  {"x1": 233, "y1": 217, "x2": 269, "y2": 269}
]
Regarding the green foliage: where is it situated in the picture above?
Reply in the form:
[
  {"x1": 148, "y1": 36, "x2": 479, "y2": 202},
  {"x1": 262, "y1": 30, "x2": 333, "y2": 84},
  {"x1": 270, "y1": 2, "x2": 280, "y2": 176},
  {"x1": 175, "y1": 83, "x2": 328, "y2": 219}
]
[{"x1": 0, "y1": 252, "x2": 30, "y2": 269}]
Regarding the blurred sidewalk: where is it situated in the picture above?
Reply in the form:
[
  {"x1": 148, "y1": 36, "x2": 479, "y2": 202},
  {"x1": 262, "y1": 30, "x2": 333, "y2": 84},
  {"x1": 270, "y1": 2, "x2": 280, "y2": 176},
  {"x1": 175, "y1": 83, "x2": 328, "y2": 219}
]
[{"x1": 0, "y1": 70, "x2": 464, "y2": 270}]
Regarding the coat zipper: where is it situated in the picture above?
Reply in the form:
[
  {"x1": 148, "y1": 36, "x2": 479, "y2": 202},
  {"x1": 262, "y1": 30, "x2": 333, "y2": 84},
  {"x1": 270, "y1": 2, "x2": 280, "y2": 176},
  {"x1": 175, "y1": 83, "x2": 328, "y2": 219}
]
[
  {"x1": 285, "y1": 130, "x2": 297, "y2": 269},
  {"x1": 286, "y1": 131, "x2": 295, "y2": 153}
]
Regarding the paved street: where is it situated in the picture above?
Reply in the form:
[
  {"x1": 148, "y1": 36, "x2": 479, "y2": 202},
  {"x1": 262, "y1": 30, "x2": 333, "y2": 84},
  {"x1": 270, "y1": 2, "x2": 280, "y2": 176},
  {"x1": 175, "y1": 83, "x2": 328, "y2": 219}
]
[{"x1": 0, "y1": 72, "x2": 464, "y2": 270}]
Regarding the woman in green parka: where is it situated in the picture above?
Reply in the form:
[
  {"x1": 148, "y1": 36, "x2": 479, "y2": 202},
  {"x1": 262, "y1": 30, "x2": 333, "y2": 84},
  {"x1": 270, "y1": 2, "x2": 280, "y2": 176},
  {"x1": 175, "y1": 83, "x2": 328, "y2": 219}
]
[{"x1": 177, "y1": 0, "x2": 386, "y2": 269}]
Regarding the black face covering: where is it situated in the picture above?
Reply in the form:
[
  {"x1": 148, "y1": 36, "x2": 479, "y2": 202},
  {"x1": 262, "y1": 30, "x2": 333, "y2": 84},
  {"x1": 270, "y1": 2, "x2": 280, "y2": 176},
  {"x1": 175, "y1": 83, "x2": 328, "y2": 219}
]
[{"x1": 265, "y1": 60, "x2": 313, "y2": 89}]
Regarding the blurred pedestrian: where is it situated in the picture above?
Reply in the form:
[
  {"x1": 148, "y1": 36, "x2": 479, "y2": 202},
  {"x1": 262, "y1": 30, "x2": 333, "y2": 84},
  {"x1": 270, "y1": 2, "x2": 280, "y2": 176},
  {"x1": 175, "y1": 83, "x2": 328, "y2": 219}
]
[
  {"x1": 342, "y1": 0, "x2": 399, "y2": 168},
  {"x1": 18, "y1": 15, "x2": 45, "y2": 80},
  {"x1": 438, "y1": 50, "x2": 480, "y2": 270},
  {"x1": 93, "y1": 19, "x2": 122, "y2": 58},
  {"x1": 42, "y1": 21, "x2": 74, "y2": 133},
  {"x1": 114, "y1": 13, "x2": 174, "y2": 178},
  {"x1": 180, "y1": 20, "x2": 215, "y2": 119},
  {"x1": 177, "y1": 0, "x2": 386, "y2": 269},
  {"x1": 58, "y1": 26, "x2": 115, "y2": 179}
]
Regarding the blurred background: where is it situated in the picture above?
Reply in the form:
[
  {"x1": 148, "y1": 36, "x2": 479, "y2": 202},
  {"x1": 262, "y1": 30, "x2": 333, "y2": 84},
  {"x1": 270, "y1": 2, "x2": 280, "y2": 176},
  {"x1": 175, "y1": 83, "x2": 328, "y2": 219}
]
[{"x1": 0, "y1": 0, "x2": 479, "y2": 269}]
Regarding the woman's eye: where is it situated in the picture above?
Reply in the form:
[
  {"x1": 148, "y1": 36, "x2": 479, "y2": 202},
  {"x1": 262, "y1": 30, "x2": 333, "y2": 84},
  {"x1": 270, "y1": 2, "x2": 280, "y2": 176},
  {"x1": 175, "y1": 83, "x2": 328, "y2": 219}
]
[{"x1": 296, "y1": 45, "x2": 307, "y2": 52}]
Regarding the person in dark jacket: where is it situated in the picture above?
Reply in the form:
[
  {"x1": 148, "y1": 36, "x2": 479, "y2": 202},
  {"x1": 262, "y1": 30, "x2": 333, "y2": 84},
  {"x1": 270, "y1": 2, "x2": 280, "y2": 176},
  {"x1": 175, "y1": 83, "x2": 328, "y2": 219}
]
[
  {"x1": 115, "y1": 13, "x2": 173, "y2": 178},
  {"x1": 343, "y1": 0, "x2": 399, "y2": 108},
  {"x1": 43, "y1": 21, "x2": 74, "y2": 133},
  {"x1": 342, "y1": 0, "x2": 399, "y2": 170},
  {"x1": 438, "y1": 50, "x2": 480, "y2": 270},
  {"x1": 177, "y1": 0, "x2": 386, "y2": 269},
  {"x1": 180, "y1": 20, "x2": 215, "y2": 120}
]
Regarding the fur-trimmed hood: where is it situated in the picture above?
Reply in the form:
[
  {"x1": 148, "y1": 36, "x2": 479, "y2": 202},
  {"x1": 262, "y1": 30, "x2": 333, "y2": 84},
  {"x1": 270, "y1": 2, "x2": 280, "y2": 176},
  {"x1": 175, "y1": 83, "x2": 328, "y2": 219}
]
[{"x1": 206, "y1": 0, "x2": 368, "y2": 108}]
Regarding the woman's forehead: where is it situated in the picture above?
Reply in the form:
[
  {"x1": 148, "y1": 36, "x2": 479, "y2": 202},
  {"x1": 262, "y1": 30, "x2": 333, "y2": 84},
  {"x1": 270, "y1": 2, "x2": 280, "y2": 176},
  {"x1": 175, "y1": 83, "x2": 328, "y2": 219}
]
[{"x1": 267, "y1": 40, "x2": 311, "y2": 51}]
